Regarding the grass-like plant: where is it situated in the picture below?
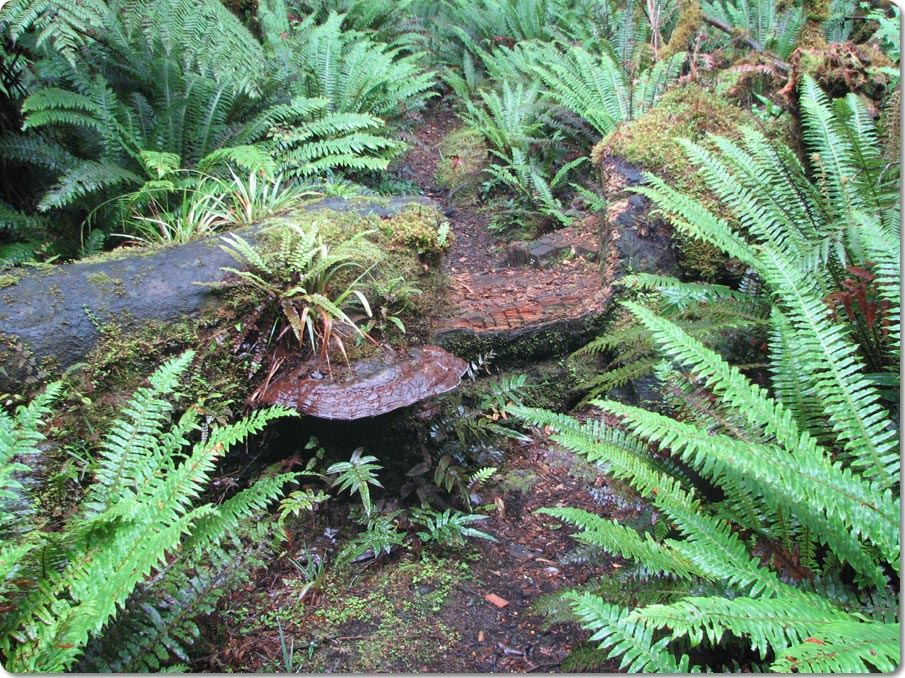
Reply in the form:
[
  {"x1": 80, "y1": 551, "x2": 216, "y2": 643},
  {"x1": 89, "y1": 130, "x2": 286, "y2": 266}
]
[
  {"x1": 214, "y1": 169, "x2": 321, "y2": 226},
  {"x1": 124, "y1": 188, "x2": 228, "y2": 246}
]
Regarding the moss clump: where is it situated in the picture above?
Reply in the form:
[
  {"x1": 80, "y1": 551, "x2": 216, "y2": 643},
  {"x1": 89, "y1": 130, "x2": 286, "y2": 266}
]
[
  {"x1": 379, "y1": 205, "x2": 452, "y2": 257},
  {"x1": 434, "y1": 128, "x2": 488, "y2": 205},
  {"x1": 0, "y1": 274, "x2": 20, "y2": 289},
  {"x1": 267, "y1": 205, "x2": 446, "y2": 336},
  {"x1": 660, "y1": 0, "x2": 701, "y2": 60},
  {"x1": 597, "y1": 86, "x2": 752, "y2": 281},
  {"x1": 86, "y1": 271, "x2": 126, "y2": 297},
  {"x1": 600, "y1": 85, "x2": 749, "y2": 181},
  {"x1": 790, "y1": 42, "x2": 894, "y2": 101}
]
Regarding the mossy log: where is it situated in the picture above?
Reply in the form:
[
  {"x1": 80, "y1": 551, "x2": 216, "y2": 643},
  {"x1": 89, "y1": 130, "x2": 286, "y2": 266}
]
[{"x1": 0, "y1": 196, "x2": 436, "y2": 392}]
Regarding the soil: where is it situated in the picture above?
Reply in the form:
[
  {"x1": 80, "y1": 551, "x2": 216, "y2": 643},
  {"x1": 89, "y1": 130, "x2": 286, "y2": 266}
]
[{"x1": 197, "y1": 103, "x2": 628, "y2": 673}]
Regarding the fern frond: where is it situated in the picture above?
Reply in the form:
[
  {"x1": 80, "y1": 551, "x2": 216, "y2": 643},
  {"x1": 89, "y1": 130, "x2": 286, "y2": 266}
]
[
  {"x1": 771, "y1": 620, "x2": 900, "y2": 672},
  {"x1": 0, "y1": 381, "x2": 63, "y2": 530},
  {"x1": 625, "y1": 273, "x2": 770, "y2": 316},
  {"x1": 37, "y1": 160, "x2": 143, "y2": 211},
  {"x1": 0, "y1": 132, "x2": 78, "y2": 172},
  {"x1": 757, "y1": 248, "x2": 898, "y2": 484},
  {"x1": 596, "y1": 398, "x2": 897, "y2": 585},
  {"x1": 2, "y1": 0, "x2": 109, "y2": 64},
  {"x1": 538, "y1": 507, "x2": 700, "y2": 579},
  {"x1": 629, "y1": 595, "x2": 853, "y2": 660},
  {"x1": 565, "y1": 593, "x2": 689, "y2": 672},
  {"x1": 0, "y1": 352, "x2": 296, "y2": 672}
]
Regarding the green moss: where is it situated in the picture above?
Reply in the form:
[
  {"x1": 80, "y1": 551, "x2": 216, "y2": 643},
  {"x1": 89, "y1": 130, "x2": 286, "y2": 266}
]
[
  {"x1": 601, "y1": 85, "x2": 749, "y2": 182},
  {"x1": 379, "y1": 205, "x2": 452, "y2": 257},
  {"x1": 252, "y1": 206, "x2": 447, "y2": 344},
  {"x1": 791, "y1": 42, "x2": 894, "y2": 100},
  {"x1": 660, "y1": 0, "x2": 701, "y2": 60},
  {"x1": 226, "y1": 551, "x2": 471, "y2": 672},
  {"x1": 434, "y1": 128, "x2": 488, "y2": 205},
  {"x1": 0, "y1": 274, "x2": 20, "y2": 289},
  {"x1": 86, "y1": 271, "x2": 126, "y2": 297},
  {"x1": 598, "y1": 86, "x2": 753, "y2": 281}
]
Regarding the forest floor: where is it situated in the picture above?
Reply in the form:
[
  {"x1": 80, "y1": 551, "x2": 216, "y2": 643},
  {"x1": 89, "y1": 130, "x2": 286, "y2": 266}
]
[{"x1": 199, "y1": 104, "x2": 626, "y2": 673}]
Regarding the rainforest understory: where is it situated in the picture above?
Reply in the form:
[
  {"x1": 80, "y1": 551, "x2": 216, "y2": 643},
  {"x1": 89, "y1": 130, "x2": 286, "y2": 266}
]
[{"x1": 0, "y1": 0, "x2": 899, "y2": 672}]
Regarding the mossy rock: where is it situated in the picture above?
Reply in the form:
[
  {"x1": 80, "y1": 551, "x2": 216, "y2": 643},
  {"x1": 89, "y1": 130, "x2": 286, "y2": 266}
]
[
  {"x1": 594, "y1": 86, "x2": 754, "y2": 281},
  {"x1": 789, "y1": 41, "x2": 895, "y2": 102}
]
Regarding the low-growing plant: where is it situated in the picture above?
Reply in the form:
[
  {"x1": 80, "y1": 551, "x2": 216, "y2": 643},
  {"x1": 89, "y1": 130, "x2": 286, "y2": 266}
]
[
  {"x1": 215, "y1": 169, "x2": 321, "y2": 226},
  {"x1": 326, "y1": 446, "x2": 384, "y2": 517},
  {"x1": 337, "y1": 510, "x2": 407, "y2": 565},
  {"x1": 511, "y1": 76, "x2": 900, "y2": 673},
  {"x1": 218, "y1": 221, "x2": 378, "y2": 374},
  {"x1": 125, "y1": 188, "x2": 229, "y2": 245},
  {"x1": 410, "y1": 507, "x2": 497, "y2": 546}
]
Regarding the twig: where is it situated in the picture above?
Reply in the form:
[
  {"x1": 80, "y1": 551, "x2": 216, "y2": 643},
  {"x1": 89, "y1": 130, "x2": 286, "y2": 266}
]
[{"x1": 701, "y1": 13, "x2": 792, "y2": 74}]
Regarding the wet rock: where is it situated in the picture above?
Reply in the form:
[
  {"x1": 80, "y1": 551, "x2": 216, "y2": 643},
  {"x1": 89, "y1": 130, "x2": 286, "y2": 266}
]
[
  {"x1": 602, "y1": 157, "x2": 680, "y2": 278},
  {"x1": 504, "y1": 233, "x2": 599, "y2": 269},
  {"x1": 257, "y1": 345, "x2": 467, "y2": 419}
]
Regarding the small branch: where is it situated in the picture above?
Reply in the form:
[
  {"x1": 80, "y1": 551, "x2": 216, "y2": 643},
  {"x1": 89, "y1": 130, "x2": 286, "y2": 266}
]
[{"x1": 701, "y1": 13, "x2": 792, "y2": 74}]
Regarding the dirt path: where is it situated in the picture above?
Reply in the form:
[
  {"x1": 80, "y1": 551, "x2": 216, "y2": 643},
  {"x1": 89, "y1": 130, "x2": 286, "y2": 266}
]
[
  {"x1": 402, "y1": 104, "x2": 613, "y2": 359},
  {"x1": 387, "y1": 103, "x2": 618, "y2": 673}
]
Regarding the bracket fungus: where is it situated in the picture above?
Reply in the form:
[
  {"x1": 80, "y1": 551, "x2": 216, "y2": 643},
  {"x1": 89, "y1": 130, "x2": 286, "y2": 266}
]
[{"x1": 256, "y1": 345, "x2": 468, "y2": 420}]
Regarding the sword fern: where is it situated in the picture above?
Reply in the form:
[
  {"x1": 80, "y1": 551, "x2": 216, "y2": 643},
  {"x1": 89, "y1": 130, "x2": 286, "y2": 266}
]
[
  {"x1": 512, "y1": 75, "x2": 899, "y2": 672},
  {"x1": 0, "y1": 352, "x2": 298, "y2": 672}
]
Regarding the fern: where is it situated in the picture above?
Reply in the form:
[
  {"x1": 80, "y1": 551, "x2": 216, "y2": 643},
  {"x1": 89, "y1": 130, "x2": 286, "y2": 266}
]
[
  {"x1": 510, "y1": 77, "x2": 899, "y2": 672},
  {"x1": 702, "y1": 0, "x2": 803, "y2": 59},
  {"x1": 279, "y1": 12, "x2": 437, "y2": 119},
  {"x1": 0, "y1": 352, "x2": 299, "y2": 672},
  {"x1": 412, "y1": 507, "x2": 497, "y2": 546},
  {"x1": 2, "y1": 0, "x2": 410, "y2": 234},
  {"x1": 1, "y1": 0, "x2": 109, "y2": 65},
  {"x1": 327, "y1": 447, "x2": 384, "y2": 517}
]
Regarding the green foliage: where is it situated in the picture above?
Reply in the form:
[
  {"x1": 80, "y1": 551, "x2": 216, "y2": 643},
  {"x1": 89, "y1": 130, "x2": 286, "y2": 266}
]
[
  {"x1": 702, "y1": 0, "x2": 803, "y2": 59},
  {"x1": 1, "y1": 0, "x2": 108, "y2": 65},
  {"x1": 119, "y1": 182, "x2": 229, "y2": 246},
  {"x1": 866, "y1": 2, "x2": 900, "y2": 65},
  {"x1": 499, "y1": 39, "x2": 686, "y2": 136},
  {"x1": 411, "y1": 507, "x2": 497, "y2": 546},
  {"x1": 456, "y1": 79, "x2": 585, "y2": 225},
  {"x1": 337, "y1": 510, "x2": 407, "y2": 564},
  {"x1": 218, "y1": 221, "x2": 377, "y2": 371},
  {"x1": 0, "y1": 0, "x2": 417, "y2": 251},
  {"x1": 0, "y1": 352, "x2": 299, "y2": 672},
  {"x1": 378, "y1": 204, "x2": 452, "y2": 255},
  {"x1": 262, "y1": 10, "x2": 437, "y2": 120},
  {"x1": 213, "y1": 169, "x2": 321, "y2": 226},
  {"x1": 326, "y1": 447, "x2": 384, "y2": 517},
  {"x1": 575, "y1": 272, "x2": 771, "y2": 399},
  {"x1": 290, "y1": 0, "x2": 417, "y2": 37},
  {"x1": 511, "y1": 76, "x2": 899, "y2": 672}
]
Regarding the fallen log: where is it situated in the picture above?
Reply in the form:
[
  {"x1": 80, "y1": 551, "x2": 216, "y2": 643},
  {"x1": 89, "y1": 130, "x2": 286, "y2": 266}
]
[{"x1": 0, "y1": 196, "x2": 436, "y2": 392}]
